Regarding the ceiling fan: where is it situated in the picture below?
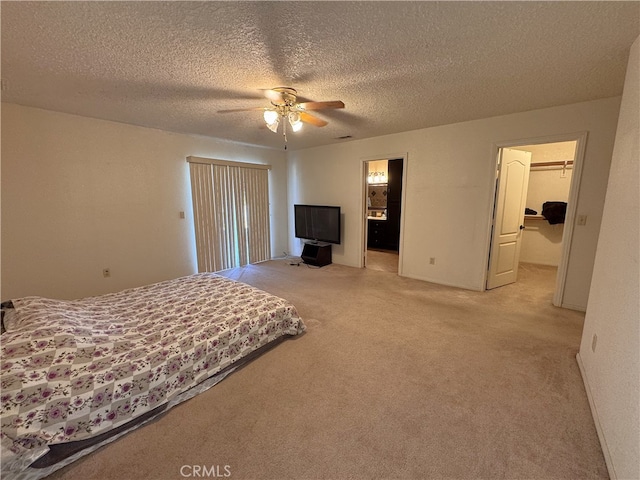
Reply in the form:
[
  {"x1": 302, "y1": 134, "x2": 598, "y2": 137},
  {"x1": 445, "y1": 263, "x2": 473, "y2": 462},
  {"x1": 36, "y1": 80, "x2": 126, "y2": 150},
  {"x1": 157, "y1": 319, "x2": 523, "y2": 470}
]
[{"x1": 217, "y1": 87, "x2": 344, "y2": 141}]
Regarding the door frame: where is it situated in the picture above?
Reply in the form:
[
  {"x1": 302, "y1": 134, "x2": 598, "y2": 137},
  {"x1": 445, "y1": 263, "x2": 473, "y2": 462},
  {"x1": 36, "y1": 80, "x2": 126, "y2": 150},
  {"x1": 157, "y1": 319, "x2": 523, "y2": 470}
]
[
  {"x1": 359, "y1": 152, "x2": 408, "y2": 274},
  {"x1": 483, "y1": 132, "x2": 588, "y2": 307}
]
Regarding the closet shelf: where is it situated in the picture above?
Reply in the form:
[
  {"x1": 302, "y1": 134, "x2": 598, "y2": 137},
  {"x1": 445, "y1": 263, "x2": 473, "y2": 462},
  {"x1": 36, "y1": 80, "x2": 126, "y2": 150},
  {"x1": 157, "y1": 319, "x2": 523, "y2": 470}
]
[{"x1": 524, "y1": 214, "x2": 545, "y2": 220}]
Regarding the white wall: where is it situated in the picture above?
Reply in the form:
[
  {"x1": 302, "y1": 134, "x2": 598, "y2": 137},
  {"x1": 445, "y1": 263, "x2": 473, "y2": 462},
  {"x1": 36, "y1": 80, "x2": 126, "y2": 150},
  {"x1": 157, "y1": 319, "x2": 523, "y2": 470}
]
[
  {"x1": 578, "y1": 36, "x2": 639, "y2": 480},
  {"x1": 1, "y1": 104, "x2": 288, "y2": 300},
  {"x1": 288, "y1": 97, "x2": 620, "y2": 309}
]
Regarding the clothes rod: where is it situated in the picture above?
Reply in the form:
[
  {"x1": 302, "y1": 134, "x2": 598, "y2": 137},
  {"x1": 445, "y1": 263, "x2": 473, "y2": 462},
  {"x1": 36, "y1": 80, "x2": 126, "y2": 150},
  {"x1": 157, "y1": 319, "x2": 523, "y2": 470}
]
[{"x1": 530, "y1": 160, "x2": 574, "y2": 167}]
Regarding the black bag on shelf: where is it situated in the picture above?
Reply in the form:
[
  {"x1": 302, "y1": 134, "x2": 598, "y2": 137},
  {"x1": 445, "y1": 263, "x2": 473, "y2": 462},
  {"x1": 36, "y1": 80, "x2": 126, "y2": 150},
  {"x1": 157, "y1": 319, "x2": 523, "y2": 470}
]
[{"x1": 542, "y1": 201, "x2": 567, "y2": 224}]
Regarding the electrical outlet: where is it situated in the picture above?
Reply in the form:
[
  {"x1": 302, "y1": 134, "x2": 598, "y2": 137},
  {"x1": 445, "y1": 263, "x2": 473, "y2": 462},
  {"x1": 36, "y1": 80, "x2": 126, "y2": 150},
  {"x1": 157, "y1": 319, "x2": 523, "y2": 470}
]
[
  {"x1": 577, "y1": 215, "x2": 587, "y2": 226},
  {"x1": 179, "y1": 211, "x2": 185, "y2": 219},
  {"x1": 102, "y1": 268, "x2": 111, "y2": 278},
  {"x1": 429, "y1": 257, "x2": 436, "y2": 265},
  {"x1": 591, "y1": 333, "x2": 598, "y2": 353}
]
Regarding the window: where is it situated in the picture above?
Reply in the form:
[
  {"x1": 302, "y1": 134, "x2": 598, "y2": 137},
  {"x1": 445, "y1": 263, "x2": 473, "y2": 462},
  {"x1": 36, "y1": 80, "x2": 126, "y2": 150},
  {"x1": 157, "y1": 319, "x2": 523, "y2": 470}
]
[{"x1": 187, "y1": 156, "x2": 271, "y2": 272}]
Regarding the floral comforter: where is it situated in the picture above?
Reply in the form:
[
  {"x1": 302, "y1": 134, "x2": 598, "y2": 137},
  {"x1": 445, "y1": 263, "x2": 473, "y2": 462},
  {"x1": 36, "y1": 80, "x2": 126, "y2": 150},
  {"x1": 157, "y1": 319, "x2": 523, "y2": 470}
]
[{"x1": 0, "y1": 273, "x2": 305, "y2": 476}]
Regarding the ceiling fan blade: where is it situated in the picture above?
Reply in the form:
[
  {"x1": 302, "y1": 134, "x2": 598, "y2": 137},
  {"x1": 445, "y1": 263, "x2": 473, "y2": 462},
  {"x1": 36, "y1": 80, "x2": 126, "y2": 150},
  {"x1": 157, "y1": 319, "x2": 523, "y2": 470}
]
[
  {"x1": 263, "y1": 89, "x2": 285, "y2": 103},
  {"x1": 299, "y1": 111, "x2": 328, "y2": 127},
  {"x1": 298, "y1": 100, "x2": 345, "y2": 110},
  {"x1": 217, "y1": 107, "x2": 266, "y2": 113}
]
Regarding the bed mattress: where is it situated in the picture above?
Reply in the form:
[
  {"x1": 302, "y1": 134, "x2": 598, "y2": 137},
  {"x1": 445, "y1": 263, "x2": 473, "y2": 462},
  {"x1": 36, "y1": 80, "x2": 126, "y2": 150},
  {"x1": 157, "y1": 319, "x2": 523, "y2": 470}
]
[{"x1": 0, "y1": 273, "x2": 305, "y2": 479}]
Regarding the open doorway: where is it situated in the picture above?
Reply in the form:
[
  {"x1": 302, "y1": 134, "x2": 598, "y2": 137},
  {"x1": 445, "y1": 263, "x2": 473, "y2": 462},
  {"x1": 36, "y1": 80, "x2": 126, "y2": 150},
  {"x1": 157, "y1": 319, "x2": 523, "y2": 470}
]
[
  {"x1": 363, "y1": 158, "x2": 404, "y2": 273},
  {"x1": 487, "y1": 136, "x2": 584, "y2": 307}
]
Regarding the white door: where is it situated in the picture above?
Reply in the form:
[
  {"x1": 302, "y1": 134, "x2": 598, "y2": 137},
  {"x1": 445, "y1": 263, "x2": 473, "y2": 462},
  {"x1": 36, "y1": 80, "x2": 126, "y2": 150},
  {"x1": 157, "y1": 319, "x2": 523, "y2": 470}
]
[{"x1": 487, "y1": 148, "x2": 531, "y2": 289}]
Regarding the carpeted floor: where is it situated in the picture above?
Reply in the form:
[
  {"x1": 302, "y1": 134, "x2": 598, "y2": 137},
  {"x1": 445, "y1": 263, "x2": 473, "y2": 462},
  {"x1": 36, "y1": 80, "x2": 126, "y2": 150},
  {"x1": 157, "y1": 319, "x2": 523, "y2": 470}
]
[
  {"x1": 366, "y1": 249, "x2": 399, "y2": 273},
  {"x1": 48, "y1": 260, "x2": 606, "y2": 480}
]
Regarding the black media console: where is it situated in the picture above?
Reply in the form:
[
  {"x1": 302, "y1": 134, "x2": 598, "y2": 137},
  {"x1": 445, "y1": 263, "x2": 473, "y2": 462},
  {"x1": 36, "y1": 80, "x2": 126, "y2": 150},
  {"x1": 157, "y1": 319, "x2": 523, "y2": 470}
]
[{"x1": 301, "y1": 242, "x2": 332, "y2": 267}]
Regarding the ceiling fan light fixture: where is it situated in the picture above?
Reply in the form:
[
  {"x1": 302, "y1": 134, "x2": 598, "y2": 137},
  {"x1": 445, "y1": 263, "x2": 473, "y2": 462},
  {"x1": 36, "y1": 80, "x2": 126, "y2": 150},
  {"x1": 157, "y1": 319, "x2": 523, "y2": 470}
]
[
  {"x1": 266, "y1": 117, "x2": 279, "y2": 133},
  {"x1": 263, "y1": 109, "x2": 278, "y2": 124},
  {"x1": 288, "y1": 111, "x2": 300, "y2": 123},
  {"x1": 288, "y1": 111, "x2": 303, "y2": 132},
  {"x1": 263, "y1": 109, "x2": 280, "y2": 133}
]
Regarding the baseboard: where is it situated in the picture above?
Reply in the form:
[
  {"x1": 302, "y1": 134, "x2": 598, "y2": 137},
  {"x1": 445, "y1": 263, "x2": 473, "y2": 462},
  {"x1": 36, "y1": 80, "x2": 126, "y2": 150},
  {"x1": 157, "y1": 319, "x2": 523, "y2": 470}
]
[
  {"x1": 561, "y1": 302, "x2": 587, "y2": 312},
  {"x1": 400, "y1": 272, "x2": 483, "y2": 292},
  {"x1": 576, "y1": 352, "x2": 617, "y2": 479}
]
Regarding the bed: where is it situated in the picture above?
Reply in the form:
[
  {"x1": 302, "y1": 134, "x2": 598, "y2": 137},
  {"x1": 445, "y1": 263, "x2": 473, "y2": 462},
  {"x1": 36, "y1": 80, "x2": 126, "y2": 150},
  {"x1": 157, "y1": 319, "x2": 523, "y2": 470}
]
[{"x1": 0, "y1": 273, "x2": 305, "y2": 480}]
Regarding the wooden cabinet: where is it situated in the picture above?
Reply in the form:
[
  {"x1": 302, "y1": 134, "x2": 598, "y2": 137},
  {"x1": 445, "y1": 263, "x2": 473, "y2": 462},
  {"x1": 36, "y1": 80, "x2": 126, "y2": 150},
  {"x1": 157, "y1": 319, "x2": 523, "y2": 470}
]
[{"x1": 367, "y1": 219, "x2": 388, "y2": 249}]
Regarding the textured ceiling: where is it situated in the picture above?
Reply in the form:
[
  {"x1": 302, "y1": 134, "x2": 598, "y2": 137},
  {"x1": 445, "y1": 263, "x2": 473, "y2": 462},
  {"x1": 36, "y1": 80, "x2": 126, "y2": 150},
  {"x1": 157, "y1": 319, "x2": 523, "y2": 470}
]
[{"x1": 2, "y1": 2, "x2": 639, "y2": 151}]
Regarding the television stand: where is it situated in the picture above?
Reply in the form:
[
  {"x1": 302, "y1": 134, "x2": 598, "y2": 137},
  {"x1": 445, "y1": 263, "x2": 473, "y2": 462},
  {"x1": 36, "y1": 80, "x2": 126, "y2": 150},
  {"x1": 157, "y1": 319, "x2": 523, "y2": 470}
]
[{"x1": 301, "y1": 242, "x2": 332, "y2": 267}]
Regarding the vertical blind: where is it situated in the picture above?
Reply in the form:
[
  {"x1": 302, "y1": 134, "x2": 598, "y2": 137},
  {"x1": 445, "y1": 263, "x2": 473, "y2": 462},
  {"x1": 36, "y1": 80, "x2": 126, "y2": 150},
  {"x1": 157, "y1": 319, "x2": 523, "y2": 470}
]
[{"x1": 187, "y1": 156, "x2": 271, "y2": 272}]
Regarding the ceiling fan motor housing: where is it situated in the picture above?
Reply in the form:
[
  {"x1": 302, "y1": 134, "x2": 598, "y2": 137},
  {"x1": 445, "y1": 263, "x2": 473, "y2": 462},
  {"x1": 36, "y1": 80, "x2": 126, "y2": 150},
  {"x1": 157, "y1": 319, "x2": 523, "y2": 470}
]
[{"x1": 270, "y1": 87, "x2": 298, "y2": 107}]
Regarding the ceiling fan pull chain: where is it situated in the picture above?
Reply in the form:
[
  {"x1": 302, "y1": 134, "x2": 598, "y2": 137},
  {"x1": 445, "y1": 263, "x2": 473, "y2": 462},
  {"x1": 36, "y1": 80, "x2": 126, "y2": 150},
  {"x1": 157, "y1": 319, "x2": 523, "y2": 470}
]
[{"x1": 283, "y1": 116, "x2": 288, "y2": 149}]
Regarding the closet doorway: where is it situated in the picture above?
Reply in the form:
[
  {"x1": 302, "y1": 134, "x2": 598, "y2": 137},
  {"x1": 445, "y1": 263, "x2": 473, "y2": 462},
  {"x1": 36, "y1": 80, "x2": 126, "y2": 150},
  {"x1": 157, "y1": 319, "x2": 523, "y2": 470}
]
[
  {"x1": 487, "y1": 136, "x2": 585, "y2": 307},
  {"x1": 363, "y1": 157, "x2": 404, "y2": 273}
]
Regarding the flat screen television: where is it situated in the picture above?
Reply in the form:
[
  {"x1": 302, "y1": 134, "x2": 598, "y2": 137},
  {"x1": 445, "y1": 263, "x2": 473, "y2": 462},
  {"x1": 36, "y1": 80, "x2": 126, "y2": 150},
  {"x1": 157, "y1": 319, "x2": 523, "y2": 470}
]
[{"x1": 294, "y1": 204, "x2": 341, "y2": 244}]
